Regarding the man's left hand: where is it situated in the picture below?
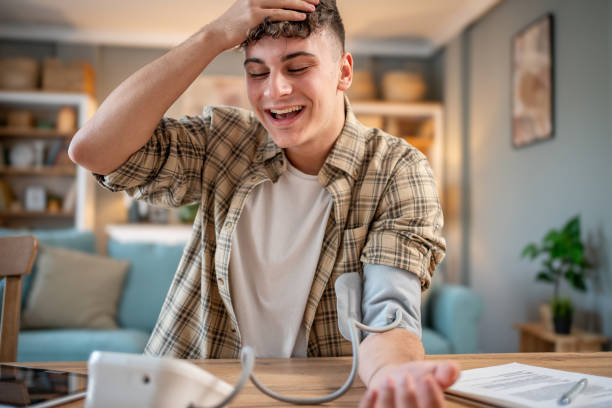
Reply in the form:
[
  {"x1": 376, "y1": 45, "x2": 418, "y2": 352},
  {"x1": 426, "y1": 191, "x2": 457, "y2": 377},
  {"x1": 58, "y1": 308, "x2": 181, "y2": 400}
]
[{"x1": 358, "y1": 360, "x2": 460, "y2": 408}]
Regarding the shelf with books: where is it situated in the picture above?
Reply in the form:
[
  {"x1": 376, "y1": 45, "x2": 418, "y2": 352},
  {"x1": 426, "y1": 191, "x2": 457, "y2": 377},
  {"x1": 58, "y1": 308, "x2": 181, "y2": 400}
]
[
  {"x1": 0, "y1": 90, "x2": 96, "y2": 230},
  {"x1": 0, "y1": 127, "x2": 73, "y2": 139},
  {"x1": 0, "y1": 165, "x2": 77, "y2": 176},
  {"x1": 0, "y1": 210, "x2": 75, "y2": 218}
]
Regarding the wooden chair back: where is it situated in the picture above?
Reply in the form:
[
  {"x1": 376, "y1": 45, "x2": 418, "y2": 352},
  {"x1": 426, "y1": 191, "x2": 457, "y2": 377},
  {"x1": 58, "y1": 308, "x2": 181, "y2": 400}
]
[{"x1": 0, "y1": 235, "x2": 38, "y2": 362}]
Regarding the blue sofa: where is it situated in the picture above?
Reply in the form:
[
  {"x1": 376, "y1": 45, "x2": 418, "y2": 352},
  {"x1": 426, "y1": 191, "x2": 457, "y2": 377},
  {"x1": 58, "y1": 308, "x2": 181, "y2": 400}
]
[
  {"x1": 0, "y1": 228, "x2": 482, "y2": 361},
  {"x1": 0, "y1": 228, "x2": 181, "y2": 362}
]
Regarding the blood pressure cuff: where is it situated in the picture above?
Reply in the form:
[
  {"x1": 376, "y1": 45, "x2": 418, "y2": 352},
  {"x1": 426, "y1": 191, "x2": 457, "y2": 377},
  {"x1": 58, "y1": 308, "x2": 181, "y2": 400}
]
[{"x1": 335, "y1": 264, "x2": 422, "y2": 341}]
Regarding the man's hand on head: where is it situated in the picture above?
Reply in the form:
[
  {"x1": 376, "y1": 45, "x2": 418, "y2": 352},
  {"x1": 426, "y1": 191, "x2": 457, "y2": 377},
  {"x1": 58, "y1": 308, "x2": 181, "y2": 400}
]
[
  {"x1": 358, "y1": 361, "x2": 460, "y2": 408},
  {"x1": 208, "y1": 0, "x2": 320, "y2": 50}
]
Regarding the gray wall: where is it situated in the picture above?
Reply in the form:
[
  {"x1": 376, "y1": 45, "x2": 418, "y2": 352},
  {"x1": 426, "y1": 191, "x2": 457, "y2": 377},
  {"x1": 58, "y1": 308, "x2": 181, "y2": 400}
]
[
  {"x1": 440, "y1": 34, "x2": 470, "y2": 285},
  {"x1": 443, "y1": 0, "x2": 612, "y2": 352},
  {"x1": 96, "y1": 46, "x2": 245, "y2": 101}
]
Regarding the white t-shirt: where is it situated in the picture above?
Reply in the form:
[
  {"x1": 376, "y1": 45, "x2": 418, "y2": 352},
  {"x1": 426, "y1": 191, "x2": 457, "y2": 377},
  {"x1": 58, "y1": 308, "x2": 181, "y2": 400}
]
[{"x1": 229, "y1": 158, "x2": 333, "y2": 357}]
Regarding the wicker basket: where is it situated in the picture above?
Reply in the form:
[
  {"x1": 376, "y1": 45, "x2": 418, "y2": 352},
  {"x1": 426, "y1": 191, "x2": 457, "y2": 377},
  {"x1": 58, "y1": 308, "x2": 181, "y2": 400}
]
[
  {"x1": 381, "y1": 71, "x2": 426, "y2": 102},
  {"x1": 0, "y1": 57, "x2": 40, "y2": 90},
  {"x1": 42, "y1": 58, "x2": 95, "y2": 95},
  {"x1": 346, "y1": 70, "x2": 376, "y2": 101}
]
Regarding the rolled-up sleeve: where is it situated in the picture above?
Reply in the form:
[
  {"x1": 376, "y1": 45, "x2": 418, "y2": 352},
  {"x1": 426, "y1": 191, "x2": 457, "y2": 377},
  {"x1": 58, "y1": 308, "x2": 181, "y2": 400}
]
[
  {"x1": 360, "y1": 157, "x2": 445, "y2": 290},
  {"x1": 94, "y1": 115, "x2": 209, "y2": 208}
]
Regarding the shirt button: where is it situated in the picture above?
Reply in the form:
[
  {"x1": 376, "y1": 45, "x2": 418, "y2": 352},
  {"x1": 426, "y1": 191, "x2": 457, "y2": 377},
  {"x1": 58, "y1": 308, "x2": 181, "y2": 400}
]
[
  {"x1": 225, "y1": 221, "x2": 233, "y2": 230},
  {"x1": 218, "y1": 278, "x2": 225, "y2": 287}
]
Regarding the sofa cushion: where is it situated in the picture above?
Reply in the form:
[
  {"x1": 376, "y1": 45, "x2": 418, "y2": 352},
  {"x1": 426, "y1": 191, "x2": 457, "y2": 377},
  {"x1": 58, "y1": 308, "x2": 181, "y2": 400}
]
[
  {"x1": 21, "y1": 245, "x2": 129, "y2": 330},
  {"x1": 422, "y1": 328, "x2": 452, "y2": 355},
  {"x1": 17, "y1": 329, "x2": 150, "y2": 362},
  {"x1": 0, "y1": 228, "x2": 96, "y2": 308},
  {"x1": 108, "y1": 239, "x2": 182, "y2": 331}
]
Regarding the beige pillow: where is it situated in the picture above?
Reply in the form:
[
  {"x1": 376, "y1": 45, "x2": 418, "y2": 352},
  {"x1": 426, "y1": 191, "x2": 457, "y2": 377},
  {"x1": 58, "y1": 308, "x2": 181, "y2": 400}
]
[{"x1": 21, "y1": 245, "x2": 129, "y2": 330}]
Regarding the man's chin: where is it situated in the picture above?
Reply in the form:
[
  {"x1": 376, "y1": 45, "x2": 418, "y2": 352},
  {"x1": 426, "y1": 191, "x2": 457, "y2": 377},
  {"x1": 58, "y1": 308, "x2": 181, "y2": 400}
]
[
  {"x1": 267, "y1": 131, "x2": 307, "y2": 149},
  {"x1": 270, "y1": 138, "x2": 301, "y2": 150}
]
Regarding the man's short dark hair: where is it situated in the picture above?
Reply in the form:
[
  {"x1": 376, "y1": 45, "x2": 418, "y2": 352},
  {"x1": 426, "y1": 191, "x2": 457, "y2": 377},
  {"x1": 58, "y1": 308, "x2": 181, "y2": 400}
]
[{"x1": 241, "y1": 0, "x2": 345, "y2": 52}]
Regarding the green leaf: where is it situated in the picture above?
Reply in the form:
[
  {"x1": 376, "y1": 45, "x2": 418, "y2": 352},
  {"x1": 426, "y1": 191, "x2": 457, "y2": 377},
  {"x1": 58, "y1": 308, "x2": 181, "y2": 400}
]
[
  {"x1": 544, "y1": 230, "x2": 561, "y2": 245},
  {"x1": 568, "y1": 247, "x2": 583, "y2": 264},
  {"x1": 574, "y1": 275, "x2": 587, "y2": 291},
  {"x1": 550, "y1": 243, "x2": 564, "y2": 259},
  {"x1": 564, "y1": 269, "x2": 587, "y2": 292},
  {"x1": 521, "y1": 243, "x2": 538, "y2": 259},
  {"x1": 564, "y1": 216, "x2": 580, "y2": 242},
  {"x1": 536, "y1": 272, "x2": 554, "y2": 283}
]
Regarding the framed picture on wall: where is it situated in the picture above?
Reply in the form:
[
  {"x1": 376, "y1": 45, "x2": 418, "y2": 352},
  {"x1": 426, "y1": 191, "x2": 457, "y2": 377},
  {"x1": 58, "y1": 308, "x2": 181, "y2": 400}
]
[{"x1": 511, "y1": 13, "x2": 554, "y2": 148}]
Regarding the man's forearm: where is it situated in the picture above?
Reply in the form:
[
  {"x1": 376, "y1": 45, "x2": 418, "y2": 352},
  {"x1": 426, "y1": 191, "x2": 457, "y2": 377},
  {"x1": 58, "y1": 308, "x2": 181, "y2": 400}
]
[
  {"x1": 358, "y1": 328, "x2": 425, "y2": 387},
  {"x1": 69, "y1": 26, "x2": 226, "y2": 175}
]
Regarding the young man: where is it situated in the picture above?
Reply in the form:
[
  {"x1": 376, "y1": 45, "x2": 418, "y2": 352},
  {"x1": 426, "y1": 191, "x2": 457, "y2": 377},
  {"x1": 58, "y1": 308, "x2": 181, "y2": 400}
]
[{"x1": 69, "y1": 0, "x2": 459, "y2": 406}]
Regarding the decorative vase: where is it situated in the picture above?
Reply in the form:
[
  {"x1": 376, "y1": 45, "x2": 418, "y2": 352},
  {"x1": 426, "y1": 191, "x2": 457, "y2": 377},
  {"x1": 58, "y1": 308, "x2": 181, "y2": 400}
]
[{"x1": 553, "y1": 316, "x2": 572, "y2": 334}]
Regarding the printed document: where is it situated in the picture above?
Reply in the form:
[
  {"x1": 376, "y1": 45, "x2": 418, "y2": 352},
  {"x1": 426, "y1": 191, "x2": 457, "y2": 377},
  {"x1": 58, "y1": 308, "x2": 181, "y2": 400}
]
[{"x1": 446, "y1": 362, "x2": 612, "y2": 408}]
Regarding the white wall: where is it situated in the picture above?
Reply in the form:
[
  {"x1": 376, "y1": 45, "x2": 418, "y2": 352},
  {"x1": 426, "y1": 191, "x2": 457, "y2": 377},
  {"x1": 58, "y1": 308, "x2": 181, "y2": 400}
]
[{"x1": 444, "y1": 0, "x2": 612, "y2": 352}]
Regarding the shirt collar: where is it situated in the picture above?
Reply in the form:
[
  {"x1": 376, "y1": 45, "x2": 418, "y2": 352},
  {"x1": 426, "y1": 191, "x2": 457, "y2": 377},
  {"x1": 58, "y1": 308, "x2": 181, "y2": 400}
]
[
  {"x1": 255, "y1": 96, "x2": 367, "y2": 180},
  {"x1": 321, "y1": 96, "x2": 366, "y2": 180}
]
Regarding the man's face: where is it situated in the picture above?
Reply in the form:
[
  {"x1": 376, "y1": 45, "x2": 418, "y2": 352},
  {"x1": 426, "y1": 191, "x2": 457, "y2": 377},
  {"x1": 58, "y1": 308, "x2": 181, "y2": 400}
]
[{"x1": 244, "y1": 30, "x2": 352, "y2": 152}]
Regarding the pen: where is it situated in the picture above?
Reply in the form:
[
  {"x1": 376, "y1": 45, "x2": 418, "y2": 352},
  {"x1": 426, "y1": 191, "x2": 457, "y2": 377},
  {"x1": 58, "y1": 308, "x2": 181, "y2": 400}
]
[{"x1": 558, "y1": 378, "x2": 588, "y2": 406}]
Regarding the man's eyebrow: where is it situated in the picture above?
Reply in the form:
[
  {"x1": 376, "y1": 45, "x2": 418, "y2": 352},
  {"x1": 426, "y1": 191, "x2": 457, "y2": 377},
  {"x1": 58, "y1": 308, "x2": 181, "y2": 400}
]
[
  {"x1": 243, "y1": 52, "x2": 317, "y2": 66},
  {"x1": 281, "y1": 51, "x2": 317, "y2": 62},
  {"x1": 243, "y1": 57, "x2": 264, "y2": 66}
]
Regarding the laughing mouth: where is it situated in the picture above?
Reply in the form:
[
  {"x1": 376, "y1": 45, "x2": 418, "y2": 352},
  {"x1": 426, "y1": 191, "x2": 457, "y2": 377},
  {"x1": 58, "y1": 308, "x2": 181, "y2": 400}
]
[{"x1": 267, "y1": 105, "x2": 304, "y2": 121}]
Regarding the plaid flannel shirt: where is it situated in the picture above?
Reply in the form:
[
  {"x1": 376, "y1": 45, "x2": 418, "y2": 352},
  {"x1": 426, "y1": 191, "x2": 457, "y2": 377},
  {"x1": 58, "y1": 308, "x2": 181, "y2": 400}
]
[{"x1": 95, "y1": 98, "x2": 445, "y2": 358}]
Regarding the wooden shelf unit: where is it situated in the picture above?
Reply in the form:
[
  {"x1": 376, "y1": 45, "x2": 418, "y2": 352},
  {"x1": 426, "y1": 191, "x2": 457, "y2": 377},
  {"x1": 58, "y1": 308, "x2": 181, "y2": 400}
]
[
  {"x1": 515, "y1": 322, "x2": 609, "y2": 352},
  {"x1": 0, "y1": 90, "x2": 97, "y2": 230},
  {"x1": 0, "y1": 210, "x2": 75, "y2": 218},
  {"x1": 0, "y1": 165, "x2": 77, "y2": 176},
  {"x1": 0, "y1": 127, "x2": 73, "y2": 139}
]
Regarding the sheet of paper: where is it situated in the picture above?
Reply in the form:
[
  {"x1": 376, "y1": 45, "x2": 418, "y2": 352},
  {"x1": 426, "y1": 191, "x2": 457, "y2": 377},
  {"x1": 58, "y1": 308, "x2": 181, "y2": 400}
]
[{"x1": 446, "y1": 362, "x2": 612, "y2": 408}]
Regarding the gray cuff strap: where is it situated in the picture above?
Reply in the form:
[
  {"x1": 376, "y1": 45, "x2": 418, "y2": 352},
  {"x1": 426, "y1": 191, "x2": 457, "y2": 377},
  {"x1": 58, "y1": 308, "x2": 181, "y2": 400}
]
[{"x1": 334, "y1": 272, "x2": 363, "y2": 341}]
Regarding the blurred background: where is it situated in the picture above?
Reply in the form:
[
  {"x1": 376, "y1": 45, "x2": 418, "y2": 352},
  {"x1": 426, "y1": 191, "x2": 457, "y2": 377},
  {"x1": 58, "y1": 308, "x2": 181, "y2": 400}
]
[{"x1": 0, "y1": 0, "x2": 610, "y2": 359}]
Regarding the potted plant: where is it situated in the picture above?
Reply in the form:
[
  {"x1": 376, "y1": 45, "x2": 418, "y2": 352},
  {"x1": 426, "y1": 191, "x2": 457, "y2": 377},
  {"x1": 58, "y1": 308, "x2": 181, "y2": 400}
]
[{"x1": 521, "y1": 215, "x2": 591, "y2": 334}]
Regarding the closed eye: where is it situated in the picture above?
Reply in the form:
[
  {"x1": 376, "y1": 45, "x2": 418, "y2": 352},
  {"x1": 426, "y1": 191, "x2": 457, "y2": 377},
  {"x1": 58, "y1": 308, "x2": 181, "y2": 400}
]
[
  {"x1": 288, "y1": 66, "x2": 310, "y2": 74},
  {"x1": 248, "y1": 72, "x2": 269, "y2": 79}
]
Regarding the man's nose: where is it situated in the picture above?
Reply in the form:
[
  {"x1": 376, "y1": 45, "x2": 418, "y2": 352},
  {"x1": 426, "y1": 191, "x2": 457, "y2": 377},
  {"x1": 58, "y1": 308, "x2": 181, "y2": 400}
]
[{"x1": 265, "y1": 72, "x2": 292, "y2": 99}]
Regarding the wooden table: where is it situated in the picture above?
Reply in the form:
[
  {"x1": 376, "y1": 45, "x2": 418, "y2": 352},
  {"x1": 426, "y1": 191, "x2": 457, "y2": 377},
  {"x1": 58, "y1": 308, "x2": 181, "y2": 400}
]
[
  {"x1": 13, "y1": 352, "x2": 612, "y2": 407},
  {"x1": 515, "y1": 322, "x2": 609, "y2": 352}
]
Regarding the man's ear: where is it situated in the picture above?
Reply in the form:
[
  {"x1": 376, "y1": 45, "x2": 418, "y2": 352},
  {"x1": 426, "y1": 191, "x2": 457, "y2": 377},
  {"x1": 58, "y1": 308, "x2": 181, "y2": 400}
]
[{"x1": 338, "y1": 52, "x2": 353, "y2": 92}]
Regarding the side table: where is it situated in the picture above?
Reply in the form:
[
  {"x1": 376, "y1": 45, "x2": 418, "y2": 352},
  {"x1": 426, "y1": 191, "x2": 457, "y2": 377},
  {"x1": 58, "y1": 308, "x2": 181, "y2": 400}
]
[{"x1": 514, "y1": 322, "x2": 609, "y2": 352}]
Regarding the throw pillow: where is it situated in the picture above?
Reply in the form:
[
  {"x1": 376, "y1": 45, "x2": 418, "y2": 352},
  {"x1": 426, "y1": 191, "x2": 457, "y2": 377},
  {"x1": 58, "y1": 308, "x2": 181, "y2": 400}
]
[{"x1": 21, "y1": 244, "x2": 129, "y2": 330}]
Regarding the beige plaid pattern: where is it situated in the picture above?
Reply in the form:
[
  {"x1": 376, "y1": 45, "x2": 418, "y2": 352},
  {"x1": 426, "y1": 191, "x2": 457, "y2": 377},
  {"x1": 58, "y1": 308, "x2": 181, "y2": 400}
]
[{"x1": 95, "y1": 99, "x2": 445, "y2": 358}]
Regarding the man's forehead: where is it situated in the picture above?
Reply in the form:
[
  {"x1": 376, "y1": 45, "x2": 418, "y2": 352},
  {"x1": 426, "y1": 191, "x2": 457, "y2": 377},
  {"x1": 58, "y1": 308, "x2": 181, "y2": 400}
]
[
  {"x1": 245, "y1": 35, "x2": 318, "y2": 61},
  {"x1": 243, "y1": 30, "x2": 339, "y2": 63}
]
